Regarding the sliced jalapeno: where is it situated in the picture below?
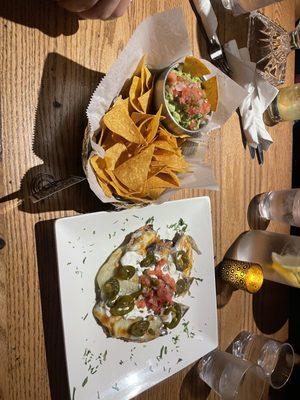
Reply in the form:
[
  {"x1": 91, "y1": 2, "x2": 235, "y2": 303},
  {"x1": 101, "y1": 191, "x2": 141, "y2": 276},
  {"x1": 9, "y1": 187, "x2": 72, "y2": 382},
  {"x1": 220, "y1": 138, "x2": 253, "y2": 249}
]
[
  {"x1": 173, "y1": 250, "x2": 189, "y2": 271},
  {"x1": 129, "y1": 320, "x2": 150, "y2": 337},
  {"x1": 116, "y1": 265, "x2": 136, "y2": 280},
  {"x1": 131, "y1": 289, "x2": 142, "y2": 299},
  {"x1": 163, "y1": 303, "x2": 182, "y2": 329},
  {"x1": 176, "y1": 278, "x2": 188, "y2": 295},
  {"x1": 110, "y1": 295, "x2": 134, "y2": 316},
  {"x1": 102, "y1": 278, "x2": 120, "y2": 300},
  {"x1": 140, "y1": 253, "x2": 155, "y2": 268}
]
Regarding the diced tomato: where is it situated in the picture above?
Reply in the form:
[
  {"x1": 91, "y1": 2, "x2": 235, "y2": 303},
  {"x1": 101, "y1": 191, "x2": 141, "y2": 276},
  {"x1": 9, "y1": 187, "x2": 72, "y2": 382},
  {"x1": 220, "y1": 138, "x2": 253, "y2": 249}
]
[
  {"x1": 136, "y1": 299, "x2": 146, "y2": 309},
  {"x1": 200, "y1": 101, "x2": 211, "y2": 114},
  {"x1": 139, "y1": 275, "x2": 151, "y2": 287},
  {"x1": 167, "y1": 71, "x2": 177, "y2": 84},
  {"x1": 162, "y1": 273, "x2": 176, "y2": 291},
  {"x1": 189, "y1": 120, "x2": 197, "y2": 130},
  {"x1": 174, "y1": 82, "x2": 186, "y2": 92},
  {"x1": 157, "y1": 258, "x2": 167, "y2": 269},
  {"x1": 187, "y1": 106, "x2": 200, "y2": 116},
  {"x1": 157, "y1": 284, "x2": 173, "y2": 305}
]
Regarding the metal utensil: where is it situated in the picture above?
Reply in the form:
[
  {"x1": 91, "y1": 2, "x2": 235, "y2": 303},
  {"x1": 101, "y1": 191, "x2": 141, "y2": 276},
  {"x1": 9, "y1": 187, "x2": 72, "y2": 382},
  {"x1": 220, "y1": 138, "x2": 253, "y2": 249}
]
[{"x1": 190, "y1": 0, "x2": 230, "y2": 74}]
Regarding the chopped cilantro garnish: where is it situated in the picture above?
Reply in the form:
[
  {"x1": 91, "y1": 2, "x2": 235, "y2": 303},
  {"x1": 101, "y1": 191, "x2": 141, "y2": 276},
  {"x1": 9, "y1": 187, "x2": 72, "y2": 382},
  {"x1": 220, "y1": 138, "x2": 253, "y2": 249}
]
[
  {"x1": 159, "y1": 345, "x2": 165, "y2": 359},
  {"x1": 145, "y1": 216, "x2": 154, "y2": 225},
  {"x1": 82, "y1": 377, "x2": 88, "y2": 387},
  {"x1": 172, "y1": 335, "x2": 180, "y2": 345},
  {"x1": 177, "y1": 358, "x2": 183, "y2": 364},
  {"x1": 103, "y1": 350, "x2": 108, "y2": 361},
  {"x1": 167, "y1": 218, "x2": 188, "y2": 232},
  {"x1": 112, "y1": 383, "x2": 120, "y2": 391}
]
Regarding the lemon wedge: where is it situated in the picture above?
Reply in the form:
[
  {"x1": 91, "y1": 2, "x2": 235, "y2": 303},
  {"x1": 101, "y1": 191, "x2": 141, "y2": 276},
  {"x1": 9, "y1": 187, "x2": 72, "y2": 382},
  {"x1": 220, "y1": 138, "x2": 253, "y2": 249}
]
[{"x1": 271, "y1": 252, "x2": 300, "y2": 287}]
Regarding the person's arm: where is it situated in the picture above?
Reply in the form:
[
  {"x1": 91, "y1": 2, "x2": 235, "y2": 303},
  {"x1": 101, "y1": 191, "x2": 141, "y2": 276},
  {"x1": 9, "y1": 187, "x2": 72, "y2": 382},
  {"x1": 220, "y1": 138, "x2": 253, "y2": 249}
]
[{"x1": 56, "y1": 0, "x2": 132, "y2": 20}]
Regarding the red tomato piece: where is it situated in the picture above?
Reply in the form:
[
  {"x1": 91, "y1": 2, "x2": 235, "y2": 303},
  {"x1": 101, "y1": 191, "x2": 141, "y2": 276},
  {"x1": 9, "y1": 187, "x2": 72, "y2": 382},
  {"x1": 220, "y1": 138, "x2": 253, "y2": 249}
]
[
  {"x1": 162, "y1": 273, "x2": 176, "y2": 291},
  {"x1": 136, "y1": 299, "x2": 146, "y2": 309},
  {"x1": 167, "y1": 71, "x2": 177, "y2": 84}
]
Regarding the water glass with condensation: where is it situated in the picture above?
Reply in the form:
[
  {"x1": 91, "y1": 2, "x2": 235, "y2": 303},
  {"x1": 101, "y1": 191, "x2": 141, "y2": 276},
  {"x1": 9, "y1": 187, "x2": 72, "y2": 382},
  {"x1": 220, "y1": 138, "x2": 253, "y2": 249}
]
[
  {"x1": 248, "y1": 189, "x2": 300, "y2": 228},
  {"x1": 232, "y1": 331, "x2": 295, "y2": 389},
  {"x1": 197, "y1": 349, "x2": 266, "y2": 399}
]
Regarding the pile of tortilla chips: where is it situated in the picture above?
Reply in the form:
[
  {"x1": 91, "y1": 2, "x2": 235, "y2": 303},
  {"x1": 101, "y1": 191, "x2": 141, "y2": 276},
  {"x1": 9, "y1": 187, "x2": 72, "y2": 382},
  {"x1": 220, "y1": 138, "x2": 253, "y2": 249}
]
[{"x1": 90, "y1": 57, "x2": 189, "y2": 203}]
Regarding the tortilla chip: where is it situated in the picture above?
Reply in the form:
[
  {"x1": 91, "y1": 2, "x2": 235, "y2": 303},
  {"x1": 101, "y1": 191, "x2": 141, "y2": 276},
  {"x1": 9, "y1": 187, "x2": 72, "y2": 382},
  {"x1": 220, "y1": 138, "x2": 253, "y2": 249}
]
[
  {"x1": 113, "y1": 96, "x2": 130, "y2": 114},
  {"x1": 145, "y1": 174, "x2": 179, "y2": 189},
  {"x1": 141, "y1": 65, "x2": 153, "y2": 92},
  {"x1": 157, "y1": 128, "x2": 179, "y2": 147},
  {"x1": 114, "y1": 145, "x2": 154, "y2": 191},
  {"x1": 104, "y1": 143, "x2": 127, "y2": 170},
  {"x1": 103, "y1": 104, "x2": 146, "y2": 145},
  {"x1": 146, "y1": 105, "x2": 162, "y2": 143},
  {"x1": 143, "y1": 187, "x2": 166, "y2": 200},
  {"x1": 203, "y1": 76, "x2": 218, "y2": 112},
  {"x1": 90, "y1": 155, "x2": 114, "y2": 197},
  {"x1": 153, "y1": 152, "x2": 189, "y2": 172},
  {"x1": 138, "y1": 88, "x2": 153, "y2": 113},
  {"x1": 183, "y1": 56, "x2": 211, "y2": 77},
  {"x1": 132, "y1": 56, "x2": 146, "y2": 77},
  {"x1": 153, "y1": 139, "x2": 178, "y2": 153},
  {"x1": 129, "y1": 76, "x2": 143, "y2": 112}
]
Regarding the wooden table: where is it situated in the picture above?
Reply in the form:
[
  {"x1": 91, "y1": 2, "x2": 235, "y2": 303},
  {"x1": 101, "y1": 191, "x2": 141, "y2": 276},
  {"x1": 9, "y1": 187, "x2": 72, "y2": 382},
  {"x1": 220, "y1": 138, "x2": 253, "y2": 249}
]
[{"x1": 0, "y1": 0, "x2": 296, "y2": 399}]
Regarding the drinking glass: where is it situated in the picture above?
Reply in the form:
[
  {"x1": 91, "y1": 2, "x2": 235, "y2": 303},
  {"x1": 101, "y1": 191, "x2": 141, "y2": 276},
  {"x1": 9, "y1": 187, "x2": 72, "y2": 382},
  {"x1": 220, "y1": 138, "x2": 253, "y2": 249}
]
[
  {"x1": 248, "y1": 12, "x2": 300, "y2": 85},
  {"x1": 248, "y1": 189, "x2": 300, "y2": 229},
  {"x1": 232, "y1": 331, "x2": 295, "y2": 389},
  {"x1": 221, "y1": 0, "x2": 282, "y2": 15},
  {"x1": 197, "y1": 349, "x2": 266, "y2": 399},
  {"x1": 264, "y1": 84, "x2": 300, "y2": 126}
]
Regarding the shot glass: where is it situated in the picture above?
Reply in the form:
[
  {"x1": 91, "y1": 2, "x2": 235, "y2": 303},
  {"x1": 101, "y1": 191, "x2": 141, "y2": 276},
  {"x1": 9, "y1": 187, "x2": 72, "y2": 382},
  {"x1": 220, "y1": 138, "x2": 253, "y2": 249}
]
[
  {"x1": 197, "y1": 349, "x2": 266, "y2": 399},
  {"x1": 232, "y1": 331, "x2": 295, "y2": 389}
]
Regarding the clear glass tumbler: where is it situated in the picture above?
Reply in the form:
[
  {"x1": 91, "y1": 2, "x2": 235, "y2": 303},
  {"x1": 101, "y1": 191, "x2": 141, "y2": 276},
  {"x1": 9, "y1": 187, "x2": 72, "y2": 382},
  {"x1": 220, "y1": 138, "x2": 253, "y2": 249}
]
[
  {"x1": 248, "y1": 189, "x2": 300, "y2": 228},
  {"x1": 221, "y1": 0, "x2": 282, "y2": 15},
  {"x1": 232, "y1": 331, "x2": 295, "y2": 389},
  {"x1": 197, "y1": 349, "x2": 266, "y2": 399},
  {"x1": 265, "y1": 84, "x2": 300, "y2": 126}
]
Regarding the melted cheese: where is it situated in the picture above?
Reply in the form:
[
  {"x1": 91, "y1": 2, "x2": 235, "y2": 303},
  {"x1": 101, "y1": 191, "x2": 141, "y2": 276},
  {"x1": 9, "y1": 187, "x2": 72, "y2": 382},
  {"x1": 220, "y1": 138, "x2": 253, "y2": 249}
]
[
  {"x1": 124, "y1": 305, "x2": 154, "y2": 320},
  {"x1": 120, "y1": 251, "x2": 144, "y2": 276}
]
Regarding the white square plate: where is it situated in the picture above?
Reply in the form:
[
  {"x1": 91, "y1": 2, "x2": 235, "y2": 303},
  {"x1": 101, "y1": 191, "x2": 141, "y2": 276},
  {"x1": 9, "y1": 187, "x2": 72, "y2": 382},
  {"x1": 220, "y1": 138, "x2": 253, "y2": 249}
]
[{"x1": 55, "y1": 197, "x2": 218, "y2": 400}]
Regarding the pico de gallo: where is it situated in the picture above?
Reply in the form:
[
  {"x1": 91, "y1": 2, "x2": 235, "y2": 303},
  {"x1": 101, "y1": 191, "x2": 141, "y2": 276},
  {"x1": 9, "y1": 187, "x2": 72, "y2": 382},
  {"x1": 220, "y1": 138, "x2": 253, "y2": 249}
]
[{"x1": 165, "y1": 65, "x2": 211, "y2": 131}]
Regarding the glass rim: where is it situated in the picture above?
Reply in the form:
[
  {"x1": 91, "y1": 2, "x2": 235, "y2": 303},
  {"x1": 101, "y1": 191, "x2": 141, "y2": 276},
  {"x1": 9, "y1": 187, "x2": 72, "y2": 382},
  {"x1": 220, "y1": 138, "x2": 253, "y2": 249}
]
[
  {"x1": 269, "y1": 342, "x2": 295, "y2": 389},
  {"x1": 233, "y1": 363, "x2": 266, "y2": 400}
]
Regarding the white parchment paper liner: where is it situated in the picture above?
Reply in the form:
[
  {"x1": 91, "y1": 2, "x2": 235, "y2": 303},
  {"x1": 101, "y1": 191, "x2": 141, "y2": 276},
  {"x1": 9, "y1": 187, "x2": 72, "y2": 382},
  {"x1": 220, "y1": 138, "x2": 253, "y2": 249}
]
[{"x1": 84, "y1": 8, "x2": 248, "y2": 204}]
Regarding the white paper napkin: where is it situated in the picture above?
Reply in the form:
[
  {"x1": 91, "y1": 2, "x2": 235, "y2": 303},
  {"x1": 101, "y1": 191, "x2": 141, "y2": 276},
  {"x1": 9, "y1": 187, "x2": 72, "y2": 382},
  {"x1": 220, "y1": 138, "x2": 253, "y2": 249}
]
[{"x1": 224, "y1": 40, "x2": 278, "y2": 151}]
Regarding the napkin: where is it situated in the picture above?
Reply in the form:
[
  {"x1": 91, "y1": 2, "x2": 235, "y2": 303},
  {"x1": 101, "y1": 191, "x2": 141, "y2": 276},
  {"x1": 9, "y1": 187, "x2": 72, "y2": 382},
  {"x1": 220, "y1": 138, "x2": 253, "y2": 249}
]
[{"x1": 224, "y1": 40, "x2": 278, "y2": 151}]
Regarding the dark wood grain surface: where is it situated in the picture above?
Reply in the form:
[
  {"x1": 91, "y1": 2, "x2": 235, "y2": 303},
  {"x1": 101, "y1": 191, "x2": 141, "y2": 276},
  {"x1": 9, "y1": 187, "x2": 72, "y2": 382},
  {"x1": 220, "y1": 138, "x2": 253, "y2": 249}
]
[{"x1": 0, "y1": 0, "x2": 296, "y2": 399}]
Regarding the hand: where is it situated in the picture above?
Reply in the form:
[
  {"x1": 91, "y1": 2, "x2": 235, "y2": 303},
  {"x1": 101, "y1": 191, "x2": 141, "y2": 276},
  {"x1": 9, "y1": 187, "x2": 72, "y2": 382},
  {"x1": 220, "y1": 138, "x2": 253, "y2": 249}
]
[{"x1": 56, "y1": 0, "x2": 132, "y2": 20}]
